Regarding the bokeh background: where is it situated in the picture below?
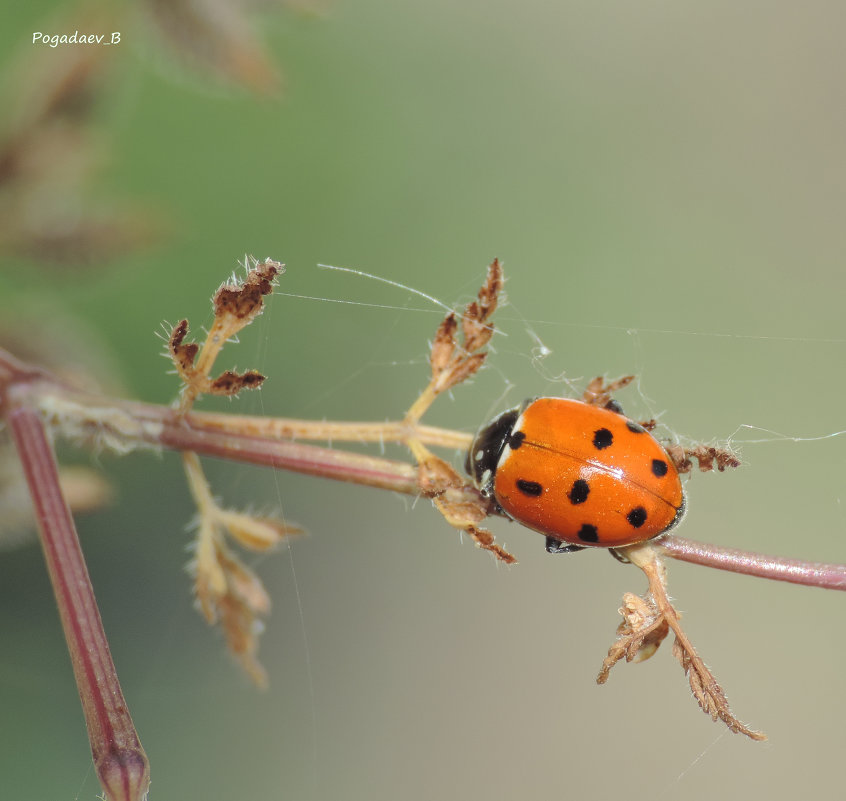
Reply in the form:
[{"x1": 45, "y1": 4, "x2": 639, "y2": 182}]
[{"x1": 2, "y1": 2, "x2": 845, "y2": 799}]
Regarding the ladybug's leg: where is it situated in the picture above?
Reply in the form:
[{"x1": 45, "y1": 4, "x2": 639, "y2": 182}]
[
  {"x1": 664, "y1": 444, "x2": 740, "y2": 474},
  {"x1": 545, "y1": 536, "x2": 585, "y2": 555}
]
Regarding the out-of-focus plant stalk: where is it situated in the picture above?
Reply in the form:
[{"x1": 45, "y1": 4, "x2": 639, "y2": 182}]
[{"x1": 6, "y1": 403, "x2": 150, "y2": 801}]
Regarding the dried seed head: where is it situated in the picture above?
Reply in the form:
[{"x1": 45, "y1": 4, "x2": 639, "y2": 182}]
[
  {"x1": 414, "y1": 451, "x2": 515, "y2": 563},
  {"x1": 604, "y1": 543, "x2": 767, "y2": 741},
  {"x1": 597, "y1": 591, "x2": 670, "y2": 684},
  {"x1": 434, "y1": 351, "x2": 487, "y2": 394},
  {"x1": 170, "y1": 259, "x2": 284, "y2": 412},
  {"x1": 209, "y1": 369, "x2": 266, "y2": 396},
  {"x1": 463, "y1": 525, "x2": 517, "y2": 564},
  {"x1": 407, "y1": 260, "x2": 513, "y2": 563},
  {"x1": 424, "y1": 259, "x2": 503, "y2": 396},
  {"x1": 460, "y1": 258, "x2": 501, "y2": 352},
  {"x1": 218, "y1": 508, "x2": 305, "y2": 551},
  {"x1": 213, "y1": 259, "x2": 282, "y2": 323},
  {"x1": 671, "y1": 637, "x2": 766, "y2": 740},
  {"x1": 581, "y1": 375, "x2": 636, "y2": 407},
  {"x1": 216, "y1": 545, "x2": 273, "y2": 616},
  {"x1": 479, "y1": 257, "x2": 503, "y2": 313},
  {"x1": 461, "y1": 317, "x2": 494, "y2": 354},
  {"x1": 666, "y1": 444, "x2": 740, "y2": 474},
  {"x1": 191, "y1": 531, "x2": 275, "y2": 687},
  {"x1": 168, "y1": 320, "x2": 199, "y2": 373},
  {"x1": 430, "y1": 313, "x2": 458, "y2": 379}
]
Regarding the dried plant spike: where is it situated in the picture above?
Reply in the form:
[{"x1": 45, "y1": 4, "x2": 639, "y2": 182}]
[
  {"x1": 474, "y1": 257, "x2": 503, "y2": 318},
  {"x1": 201, "y1": 258, "x2": 282, "y2": 367},
  {"x1": 597, "y1": 592, "x2": 669, "y2": 684},
  {"x1": 581, "y1": 375, "x2": 635, "y2": 407},
  {"x1": 182, "y1": 449, "x2": 285, "y2": 685},
  {"x1": 209, "y1": 368, "x2": 266, "y2": 396},
  {"x1": 407, "y1": 259, "x2": 504, "y2": 425},
  {"x1": 460, "y1": 257, "x2": 502, "y2": 352},
  {"x1": 464, "y1": 525, "x2": 517, "y2": 564},
  {"x1": 604, "y1": 542, "x2": 767, "y2": 741},
  {"x1": 213, "y1": 258, "x2": 282, "y2": 322},
  {"x1": 415, "y1": 449, "x2": 516, "y2": 563},
  {"x1": 402, "y1": 261, "x2": 512, "y2": 560},
  {"x1": 172, "y1": 258, "x2": 282, "y2": 413},
  {"x1": 217, "y1": 508, "x2": 305, "y2": 551},
  {"x1": 429, "y1": 313, "x2": 458, "y2": 381},
  {"x1": 438, "y1": 352, "x2": 487, "y2": 395},
  {"x1": 168, "y1": 319, "x2": 199, "y2": 376},
  {"x1": 213, "y1": 542, "x2": 272, "y2": 686},
  {"x1": 665, "y1": 443, "x2": 741, "y2": 475}
]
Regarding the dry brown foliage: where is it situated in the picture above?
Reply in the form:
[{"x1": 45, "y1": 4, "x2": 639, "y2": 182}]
[
  {"x1": 426, "y1": 257, "x2": 502, "y2": 400},
  {"x1": 665, "y1": 443, "x2": 742, "y2": 474},
  {"x1": 599, "y1": 543, "x2": 766, "y2": 741},
  {"x1": 404, "y1": 259, "x2": 516, "y2": 563},
  {"x1": 167, "y1": 258, "x2": 300, "y2": 685},
  {"x1": 170, "y1": 259, "x2": 281, "y2": 411}
]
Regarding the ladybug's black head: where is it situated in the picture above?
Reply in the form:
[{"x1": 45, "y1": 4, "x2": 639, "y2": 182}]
[{"x1": 465, "y1": 406, "x2": 521, "y2": 491}]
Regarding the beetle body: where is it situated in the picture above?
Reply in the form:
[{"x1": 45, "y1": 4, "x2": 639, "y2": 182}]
[{"x1": 466, "y1": 397, "x2": 685, "y2": 550}]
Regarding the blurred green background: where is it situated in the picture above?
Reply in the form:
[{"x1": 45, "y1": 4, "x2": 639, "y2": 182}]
[{"x1": 2, "y1": 2, "x2": 846, "y2": 799}]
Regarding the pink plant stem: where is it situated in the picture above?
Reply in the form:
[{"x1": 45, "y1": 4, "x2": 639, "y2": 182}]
[
  {"x1": 658, "y1": 535, "x2": 846, "y2": 591},
  {"x1": 157, "y1": 419, "x2": 422, "y2": 493},
  {"x1": 5, "y1": 344, "x2": 846, "y2": 593},
  {"x1": 6, "y1": 404, "x2": 150, "y2": 801}
]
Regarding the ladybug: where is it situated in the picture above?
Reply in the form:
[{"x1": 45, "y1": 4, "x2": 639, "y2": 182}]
[{"x1": 465, "y1": 397, "x2": 686, "y2": 553}]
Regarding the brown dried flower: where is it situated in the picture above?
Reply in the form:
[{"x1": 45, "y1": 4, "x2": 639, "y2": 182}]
[
  {"x1": 599, "y1": 542, "x2": 766, "y2": 741},
  {"x1": 168, "y1": 258, "x2": 282, "y2": 411},
  {"x1": 403, "y1": 260, "x2": 514, "y2": 563}
]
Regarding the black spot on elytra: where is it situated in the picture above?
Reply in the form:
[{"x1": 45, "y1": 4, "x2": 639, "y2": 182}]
[
  {"x1": 626, "y1": 420, "x2": 646, "y2": 434},
  {"x1": 568, "y1": 479, "x2": 590, "y2": 505},
  {"x1": 516, "y1": 479, "x2": 543, "y2": 497},
  {"x1": 651, "y1": 459, "x2": 668, "y2": 477},
  {"x1": 508, "y1": 430, "x2": 526, "y2": 450},
  {"x1": 627, "y1": 507, "x2": 647, "y2": 528},
  {"x1": 592, "y1": 428, "x2": 613, "y2": 450},
  {"x1": 577, "y1": 524, "x2": 599, "y2": 543}
]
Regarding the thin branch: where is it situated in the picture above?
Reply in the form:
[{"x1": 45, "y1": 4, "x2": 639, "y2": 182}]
[
  {"x1": 160, "y1": 421, "x2": 421, "y2": 493},
  {"x1": 173, "y1": 409, "x2": 473, "y2": 450},
  {"x1": 658, "y1": 535, "x2": 846, "y2": 591},
  {"x1": 5, "y1": 346, "x2": 846, "y2": 590},
  {"x1": 5, "y1": 402, "x2": 149, "y2": 801}
]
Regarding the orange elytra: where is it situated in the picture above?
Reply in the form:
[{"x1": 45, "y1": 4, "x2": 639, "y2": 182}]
[{"x1": 466, "y1": 397, "x2": 685, "y2": 553}]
